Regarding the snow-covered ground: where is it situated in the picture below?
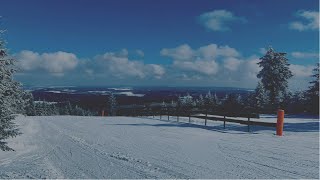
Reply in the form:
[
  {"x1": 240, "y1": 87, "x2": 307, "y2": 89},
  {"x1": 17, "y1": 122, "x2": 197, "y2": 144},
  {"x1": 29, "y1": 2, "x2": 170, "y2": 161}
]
[{"x1": 0, "y1": 115, "x2": 318, "y2": 178}]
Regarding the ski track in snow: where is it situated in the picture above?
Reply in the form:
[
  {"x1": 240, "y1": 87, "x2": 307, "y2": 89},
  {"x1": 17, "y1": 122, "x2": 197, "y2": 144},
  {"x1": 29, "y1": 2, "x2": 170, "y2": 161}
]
[{"x1": 0, "y1": 115, "x2": 319, "y2": 178}]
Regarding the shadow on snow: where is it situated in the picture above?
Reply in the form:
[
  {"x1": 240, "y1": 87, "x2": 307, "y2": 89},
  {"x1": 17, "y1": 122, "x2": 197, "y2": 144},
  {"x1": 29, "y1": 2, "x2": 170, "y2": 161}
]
[{"x1": 105, "y1": 116, "x2": 319, "y2": 134}]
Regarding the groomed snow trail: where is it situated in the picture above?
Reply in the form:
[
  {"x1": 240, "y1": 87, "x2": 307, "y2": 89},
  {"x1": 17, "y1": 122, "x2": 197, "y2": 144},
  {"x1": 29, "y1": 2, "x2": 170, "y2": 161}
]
[{"x1": 0, "y1": 115, "x2": 319, "y2": 178}]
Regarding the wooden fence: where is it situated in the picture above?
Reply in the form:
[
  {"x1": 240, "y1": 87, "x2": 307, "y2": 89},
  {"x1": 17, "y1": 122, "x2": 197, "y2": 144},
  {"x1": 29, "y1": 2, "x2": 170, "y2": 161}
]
[{"x1": 114, "y1": 106, "x2": 276, "y2": 132}]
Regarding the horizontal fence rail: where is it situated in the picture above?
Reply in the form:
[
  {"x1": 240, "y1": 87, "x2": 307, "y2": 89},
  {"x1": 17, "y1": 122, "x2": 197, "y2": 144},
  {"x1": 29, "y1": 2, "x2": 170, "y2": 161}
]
[
  {"x1": 109, "y1": 106, "x2": 278, "y2": 132},
  {"x1": 191, "y1": 115, "x2": 276, "y2": 127}
]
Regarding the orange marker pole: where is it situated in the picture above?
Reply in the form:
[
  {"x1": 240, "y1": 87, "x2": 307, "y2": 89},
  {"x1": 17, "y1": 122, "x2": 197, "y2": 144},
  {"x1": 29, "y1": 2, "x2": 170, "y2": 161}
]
[{"x1": 276, "y1": 109, "x2": 284, "y2": 136}]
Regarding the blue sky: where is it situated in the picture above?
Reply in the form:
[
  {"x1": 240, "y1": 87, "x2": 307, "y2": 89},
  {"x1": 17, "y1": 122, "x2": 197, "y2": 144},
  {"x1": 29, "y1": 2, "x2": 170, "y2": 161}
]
[{"x1": 0, "y1": 0, "x2": 319, "y2": 90}]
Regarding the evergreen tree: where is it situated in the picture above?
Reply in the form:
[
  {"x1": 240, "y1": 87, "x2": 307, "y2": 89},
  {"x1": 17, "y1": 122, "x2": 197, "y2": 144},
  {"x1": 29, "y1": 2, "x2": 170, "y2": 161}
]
[
  {"x1": 255, "y1": 81, "x2": 268, "y2": 112},
  {"x1": 52, "y1": 105, "x2": 59, "y2": 115},
  {"x1": 197, "y1": 94, "x2": 205, "y2": 109},
  {"x1": 181, "y1": 94, "x2": 193, "y2": 115},
  {"x1": 61, "y1": 103, "x2": 70, "y2": 115},
  {"x1": 243, "y1": 92, "x2": 256, "y2": 113},
  {"x1": 223, "y1": 94, "x2": 241, "y2": 113},
  {"x1": 42, "y1": 102, "x2": 49, "y2": 116},
  {"x1": 204, "y1": 91, "x2": 215, "y2": 112},
  {"x1": 23, "y1": 91, "x2": 36, "y2": 116},
  {"x1": 108, "y1": 93, "x2": 117, "y2": 116},
  {"x1": 257, "y1": 47, "x2": 293, "y2": 108},
  {"x1": 213, "y1": 93, "x2": 220, "y2": 106},
  {"x1": 287, "y1": 91, "x2": 307, "y2": 113},
  {"x1": 66, "y1": 101, "x2": 73, "y2": 115},
  {"x1": 236, "y1": 94, "x2": 243, "y2": 105},
  {"x1": 176, "y1": 95, "x2": 182, "y2": 114},
  {"x1": 34, "y1": 102, "x2": 41, "y2": 116},
  {"x1": 306, "y1": 63, "x2": 319, "y2": 114},
  {"x1": 72, "y1": 105, "x2": 83, "y2": 116},
  {"x1": 0, "y1": 34, "x2": 22, "y2": 151}
]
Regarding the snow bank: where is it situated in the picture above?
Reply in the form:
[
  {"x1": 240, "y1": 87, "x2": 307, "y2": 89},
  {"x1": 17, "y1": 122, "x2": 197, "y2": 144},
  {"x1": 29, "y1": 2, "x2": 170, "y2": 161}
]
[{"x1": 0, "y1": 115, "x2": 318, "y2": 178}]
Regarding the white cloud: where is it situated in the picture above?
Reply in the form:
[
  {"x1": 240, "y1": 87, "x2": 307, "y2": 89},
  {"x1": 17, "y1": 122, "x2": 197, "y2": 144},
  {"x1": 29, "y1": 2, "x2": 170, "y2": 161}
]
[
  {"x1": 161, "y1": 43, "x2": 240, "y2": 76},
  {"x1": 259, "y1": 48, "x2": 267, "y2": 55},
  {"x1": 197, "y1": 44, "x2": 240, "y2": 58},
  {"x1": 161, "y1": 43, "x2": 239, "y2": 61},
  {"x1": 198, "y1": 9, "x2": 246, "y2": 32},
  {"x1": 160, "y1": 44, "x2": 194, "y2": 61},
  {"x1": 16, "y1": 49, "x2": 165, "y2": 80},
  {"x1": 16, "y1": 50, "x2": 78, "y2": 76},
  {"x1": 223, "y1": 57, "x2": 242, "y2": 71},
  {"x1": 93, "y1": 49, "x2": 165, "y2": 79},
  {"x1": 135, "y1": 50, "x2": 145, "y2": 57},
  {"x1": 95, "y1": 52, "x2": 145, "y2": 78},
  {"x1": 288, "y1": 64, "x2": 314, "y2": 90},
  {"x1": 290, "y1": 64, "x2": 313, "y2": 77},
  {"x1": 289, "y1": 10, "x2": 319, "y2": 31},
  {"x1": 147, "y1": 64, "x2": 165, "y2": 79},
  {"x1": 291, "y1": 51, "x2": 319, "y2": 59},
  {"x1": 173, "y1": 60, "x2": 219, "y2": 75}
]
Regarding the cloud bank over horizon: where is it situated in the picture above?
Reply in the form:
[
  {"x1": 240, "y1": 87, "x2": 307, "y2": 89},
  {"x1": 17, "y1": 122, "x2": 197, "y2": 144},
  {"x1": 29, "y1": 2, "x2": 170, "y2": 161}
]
[{"x1": 14, "y1": 43, "x2": 316, "y2": 91}]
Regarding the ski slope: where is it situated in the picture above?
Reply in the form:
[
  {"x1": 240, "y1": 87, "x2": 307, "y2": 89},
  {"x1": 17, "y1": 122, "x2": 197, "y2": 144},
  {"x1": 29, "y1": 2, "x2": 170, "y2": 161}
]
[{"x1": 0, "y1": 115, "x2": 319, "y2": 178}]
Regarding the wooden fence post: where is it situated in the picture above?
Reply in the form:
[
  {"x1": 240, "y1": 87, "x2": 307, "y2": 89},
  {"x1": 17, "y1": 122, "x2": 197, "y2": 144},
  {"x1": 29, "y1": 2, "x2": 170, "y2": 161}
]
[
  {"x1": 247, "y1": 117, "x2": 250, "y2": 132},
  {"x1": 189, "y1": 113, "x2": 191, "y2": 123},
  {"x1": 205, "y1": 111, "x2": 208, "y2": 122},
  {"x1": 205, "y1": 112, "x2": 208, "y2": 126},
  {"x1": 223, "y1": 116, "x2": 226, "y2": 128}
]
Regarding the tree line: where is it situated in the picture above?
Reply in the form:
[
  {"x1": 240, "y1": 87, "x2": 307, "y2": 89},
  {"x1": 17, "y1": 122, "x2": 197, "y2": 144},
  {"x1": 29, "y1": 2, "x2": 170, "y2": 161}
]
[{"x1": 26, "y1": 99, "x2": 97, "y2": 116}]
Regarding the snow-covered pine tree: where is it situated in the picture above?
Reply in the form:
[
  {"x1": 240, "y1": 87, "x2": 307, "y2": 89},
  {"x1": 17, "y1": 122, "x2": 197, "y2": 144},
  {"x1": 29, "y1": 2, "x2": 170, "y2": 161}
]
[
  {"x1": 108, "y1": 93, "x2": 117, "y2": 116},
  {"x1": 236, "y1": 94, "x2": 243, "y2": 106},
  {"x1": 243, "y1": 92, "x2": 256, "y2": 113},
  {"x1": 306, "y1": 63, "x2": 319, "y2": 114},
  {"x1": 47, "y1": 103, "x2": 57, "y2": 115},
  {"x1": 52, "y1": 104, "x2": 59, "y2": 115},
  {"x1": 222, "y1": 93, "x2": 243, "y2": 113},
  {"x1": 23, "y1": 91, "x2": 36, "y2": 116},
  {"x1": 66, "y1": 101, "x2": 73, "y2": 115},
  {"x1": 171, "y1": 100, "x2": 175, "y2": 107},
  {"x1": 257, "y1": 47, "x2": 293, "y2": 108},
  {"x1": 176, "y1": 95, "x2": 182, "y2": 114},
  {"x1": 197, "y1": 94, "x2": 205, "y2": 109},
  {"x1": 255, "y1": 81, "x2": 268, "y2": 112},
  {"x1": 0, "y1": 33, "x2": 22, "y2": 151},
  {"x1": 287, "y1": 91, "x2": 307, "y2": 113},
  {"x1": 34, "y1": 101, "x2": 41, "y2": 115},
  {"x1": 73, "y1": 105, "x2": 85, "y2": 116},
  {"x1": 184, "y1": 93, "x2": 193, "y2": 106},
  {"x1": 204, "y1": 91, "x2": 214, "y2": 112},
  {"x1": 42, "y1": 102, "x2": 49, "y2": 116},
  {"x1": 182, "y1": 93, "x2": 193, "y2": 115},
  {"x1": 60, "y1": 103, "x2": 70, "y2": 115},
  {"x1": 213, "y1": 93, "x2": 220, "y2": 106}
]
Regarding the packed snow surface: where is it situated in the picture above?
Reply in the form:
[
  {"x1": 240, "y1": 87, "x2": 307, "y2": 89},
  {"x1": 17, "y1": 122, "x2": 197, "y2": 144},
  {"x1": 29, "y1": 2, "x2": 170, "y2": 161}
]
[{"x1": 0, "y1": 115, "x2": 318, "y2": 178}]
